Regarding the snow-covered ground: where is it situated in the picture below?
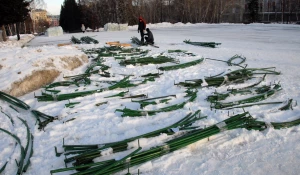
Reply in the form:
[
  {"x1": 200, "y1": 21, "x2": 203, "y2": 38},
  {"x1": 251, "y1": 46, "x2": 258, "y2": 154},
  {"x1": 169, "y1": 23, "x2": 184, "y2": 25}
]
[{"x1": 1, "y1": 23, "x2": 300, "y2": 175}]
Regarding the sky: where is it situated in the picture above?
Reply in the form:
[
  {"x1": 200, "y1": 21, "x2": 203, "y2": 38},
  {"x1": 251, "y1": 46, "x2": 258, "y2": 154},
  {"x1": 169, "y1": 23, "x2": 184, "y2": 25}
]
[
  {"x1": 1, "y1": 23, "x2": 300, "y2": 175},
  {"x1": 44, "y1": 0, "x2": 64, "y2": 15}
]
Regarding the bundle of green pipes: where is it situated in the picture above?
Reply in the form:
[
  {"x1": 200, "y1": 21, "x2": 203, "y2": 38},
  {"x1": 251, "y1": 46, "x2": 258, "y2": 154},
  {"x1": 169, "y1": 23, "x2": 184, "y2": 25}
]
[
  {"x1": 131, "y1": 36, "x2": 144, "y2": 46},
  {"x1": 36, "y1": 75, "x2": 157, "y2": 101},
  {"x1": 71, "y1": 36, "x2": 99, "y2": 44},
  {"x1": 65, "y1": 101, "x2": 81, "y2": 108},
  {"x1": 84, "y1": 61, "x2": 110, "y2": 74},
  {"x1": 31, "y1": 110, "x2": 58, "y2": 130},
  {"x1": 218, "y1": 99, "x2": 295, "y2": 110},
  {"x1": 104, "y1": 90, "x2": 129, "y2": 98},
  {"x1": 115, "y1": 89, "x2": 197, "y2": 117},
  {"x1": 207, "y1": 83, "x2": 273, "y2": 103},
  {"x1": 53, "y1": 111, "x2": 204, "y2": 167},
  {"x1": 80, "y1": 36, "x2": 99, "y2": 44},
  {"x1": 119, "y1": 55, "x2": 178, "y2": 66},
  {"x1": 0, "y1": 91, "x2": 58, "y2": 130},
  {"x1": 158, "y1": 58, "x2": 204, "y2": 71},
  {"x1": 141, "y1": 72, "x2": 163, "y2": 78},
  {"x1": 0, "y1": 114, "x2": 33, "y2": 174},
  {"x1": 43, "y1": 61, "x2": 110, "y2": 94},
  {"x1": 0, "y1": 91, "x2": 30, "y2": 110},
  {"x1": 71, "y1": 36, "x2": 81, "y2": 44},
  {"x1": 176, "y1": 67, "x2": 280, "y2": 88},
  {"x1": 84, "y1": 46, "x2": 149, "y2": 60},
  {"x1": 211, "y1": 84, "x2": 282, "y2": 109},
  {"x1": 184, "y1": 39, "x2": 221, "y2": 48},
  {"x1": 168, "y1": 50, "x2": 196, "y2": 56},
  {"x1": 51, "y1": 112, "x2": 300, "y2": 175},
  {"x1": 132, "y1": 94, "x2": 176, "y2": 108}
]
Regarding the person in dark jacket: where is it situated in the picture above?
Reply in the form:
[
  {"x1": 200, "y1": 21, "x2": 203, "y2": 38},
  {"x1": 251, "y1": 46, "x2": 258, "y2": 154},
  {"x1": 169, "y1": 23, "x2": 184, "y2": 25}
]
[
  {"x1": 138, "y1": 16, "x2": 146, "y2": 43},
  {"x1": 144, "y1": 28, "x2": 154, "y2": 44}
]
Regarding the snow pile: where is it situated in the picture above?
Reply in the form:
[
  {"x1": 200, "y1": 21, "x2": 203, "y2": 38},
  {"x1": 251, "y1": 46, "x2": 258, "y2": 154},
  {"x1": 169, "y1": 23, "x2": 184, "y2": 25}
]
[
  {"x1": 0, "y1": 45, "x2": 88, "y2": 96},
  {"x1": 45, "y1": 26, "x2": 63, "y2": 37},
  {"x1": 128, "y1": 22, "x2": 198, "y2": 30},
  {"x1": 104, "y1": 23, "x2": 128, "y2": 31},
  {"x1": 0, "y1": 34, "x2": 34, "y2": 48}
]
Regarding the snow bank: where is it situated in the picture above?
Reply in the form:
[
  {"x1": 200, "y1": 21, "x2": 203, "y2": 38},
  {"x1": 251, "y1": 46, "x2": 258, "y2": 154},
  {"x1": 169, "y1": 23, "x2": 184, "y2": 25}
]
[
  {"x1": 104, "y1": 23, "x2": 128, "y2": 31},
  {"x1": 128, "y1": 22, "x2": 198, "y2": 30},
  {"x1": 45, "y1": 26, "x2": 63, "y2": 37},
  {"x1": 0, "y1": 34, "x2": 34, "y2": 48},
  {"x1": 0, "y1": 45, "x2": 88, "y2": 96}
]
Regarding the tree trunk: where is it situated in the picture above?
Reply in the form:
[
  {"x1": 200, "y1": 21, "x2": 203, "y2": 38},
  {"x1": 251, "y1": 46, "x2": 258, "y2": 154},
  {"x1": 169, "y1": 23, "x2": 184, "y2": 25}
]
[
  {"x1": 1, "y1": 25, "x2": 8, "y2": 41},
  {"x1": 282, "y1": 0, "x2": 285, "y2": 23},
  {"x1": 14, "y1": 23, "x2": 17, "y2": 35},
  {"x1": 16, "y1": 22, "x2": 20, "y2": 41},
  {"x1": 8, "y1": 25, "x2": 12, "y2": 36},
  {"x1": 24, "y1": 22, "x2": 26, "y2": 34}
]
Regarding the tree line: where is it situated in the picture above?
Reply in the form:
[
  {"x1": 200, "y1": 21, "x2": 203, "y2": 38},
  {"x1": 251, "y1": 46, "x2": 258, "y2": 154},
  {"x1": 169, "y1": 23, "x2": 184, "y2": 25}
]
[
  {"x1": 1, "y1": 0, "x2": 299, "y2": 40},
  {"x1": 60, "y1": 0, "x2": 300, "y2": 32}
]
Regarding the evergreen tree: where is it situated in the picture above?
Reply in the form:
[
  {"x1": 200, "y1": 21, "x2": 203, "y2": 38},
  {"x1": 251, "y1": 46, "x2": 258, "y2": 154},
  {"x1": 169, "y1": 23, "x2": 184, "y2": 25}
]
[
  {"x1": 59, "y1": 0, "x2": 81, "y2": 32},
  {"x1": 0, "y1": 0, "x2": 31, "y2": 40},
  {"x1": 248, "y1": 0, "x2": 260, "y2": 23}
]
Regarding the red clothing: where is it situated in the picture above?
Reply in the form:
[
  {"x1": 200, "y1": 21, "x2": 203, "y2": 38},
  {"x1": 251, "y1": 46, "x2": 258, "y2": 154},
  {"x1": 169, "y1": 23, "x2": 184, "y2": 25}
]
[{"x1": 138, "y1": 17, "x2": 146, "y2": 30}]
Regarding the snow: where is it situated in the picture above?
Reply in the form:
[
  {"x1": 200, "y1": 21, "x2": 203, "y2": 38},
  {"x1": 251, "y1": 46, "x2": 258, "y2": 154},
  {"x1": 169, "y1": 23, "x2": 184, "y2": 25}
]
[
  {"x1": 45, "y1": 26, "x2": 63, "y2": 37},
  {"x1": 1, "y1": 23, "x2": 300, "y2": 175}
]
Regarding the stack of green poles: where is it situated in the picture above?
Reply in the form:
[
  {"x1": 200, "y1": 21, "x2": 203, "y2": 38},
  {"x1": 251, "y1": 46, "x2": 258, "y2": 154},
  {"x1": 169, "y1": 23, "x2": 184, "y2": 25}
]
[{"x1": 56, "y1": 111, "x2": 203, "y2": 167}]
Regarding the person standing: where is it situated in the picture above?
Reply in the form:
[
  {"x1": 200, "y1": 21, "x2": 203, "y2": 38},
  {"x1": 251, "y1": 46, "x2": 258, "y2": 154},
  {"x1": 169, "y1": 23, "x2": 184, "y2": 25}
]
[
  {"x1": 138, "y1": 16, "x2": 146, "y2": 43},
  {"x1": 81, "y1": 24, "x2": 86, "y2": 33}
]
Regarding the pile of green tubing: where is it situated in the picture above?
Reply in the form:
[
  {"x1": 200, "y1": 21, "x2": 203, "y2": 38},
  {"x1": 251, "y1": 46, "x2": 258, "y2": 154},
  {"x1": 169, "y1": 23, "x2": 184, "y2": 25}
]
[
  {"x1": 141, "y1": 72, "x2": 163, "y2": 78},
  {"x1": 71, "y1": 36, "x2": 99, "y2": 44},
  {"x1": 36, "y1": 76, "x2": 146, "y2": 101},
  {"x1": 0, "y1": 91, "x2": 58, "y2": 130},
  {"x1": 104, "y1": 90, "x2": 129, "y2": 98},
  {"x1": 31, "y1": 110, "x2": 58, "y2": 130},
  {"x1": 168, "y1": 50, "x2": 196, "y2": 56},
  {"x1": 132, "y1": 95, "x2": 176, "y2": 108},
  {"x1": 0, "y1": 117, "x2": 34, "y2": 174},
  {"x1": 116, "y1": 90, "x2": 197, "y2": 117},
  {"x1": 119, "y1": 55, "x2": 178, "y2": 66},
  {"x1": 217, "y1": 99, "x2": 294, "y2": 110},
  {"x1": 80, "y1": 36, "x2": 99, "y2": 44},
  {"x1": 184, "y1": 39, "x2": 221, "y2": 48},
  {"x1": 54, "y1": 111, "x2": 204, "y2": 166},
  {"x1": 0, "y1": 127, "x2": 26, "y2": 174},
  {"x1": 51, "y1": 112, "x2": 300, "y2": 174},
  {"x1": 71, "y1": 36, "x2": 81, "y2": 44},
  {"x1": 207, "y1": 84, "x2": 273, "y2": 103},
  {"x1": 177, "y1": 67, "x2": 280, "y2": 88},
  {"x1": 35, "y1": 89, "x2": 102, "y2": 102},
  {"x1": 131, "y1": 36, "x2": 144, "y2": 46},
  {"x1": 0, "y1": 91, "x2": 30, "y2": 110},
  {"x1": 84, "y1": 46, "x2": 149, "y2": 61},
  {"x1": 211, "y1": 84, "x2": 282, "y2": 109},
  {"x1": 45, "y1": 61, "x2": 110, "y2": 92},
  {"x1": 158, "y1": 58, "x2": 204, "y2": 71}
]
